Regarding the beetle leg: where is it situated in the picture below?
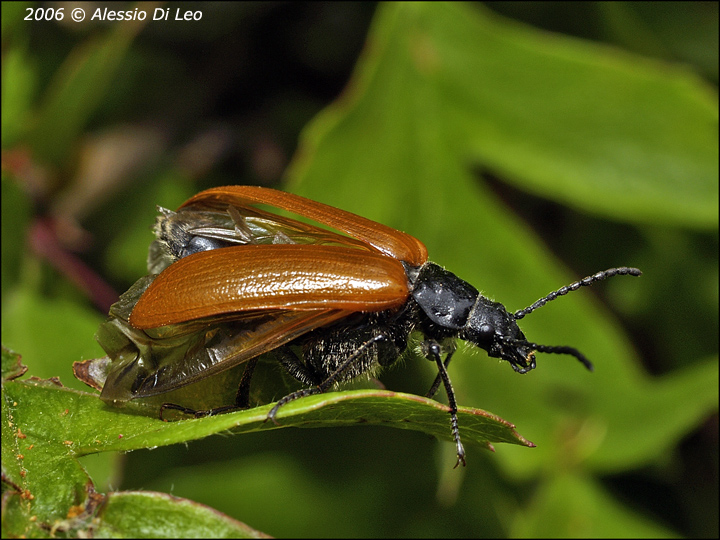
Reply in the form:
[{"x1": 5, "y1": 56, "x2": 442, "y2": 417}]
[
  {"x1": 233, "y1": 357, "x2": 259, "y2": 409},
  {"x1": 159, "y1": 401, "x2": 240, "y2": 420},
  {"x1": 276, "y1": 347, "x2": 323, "y2": 387},
  {"x1": 426, "y1": 340, "x2": 466, "y2": 468},
  {"x1": 159, "y1": 400, "x2": 244, "y2": 421},
  {"x1": 159, "y1": 402, "x2": 204, "y2": 421},
  {"x1": 266, "y1": 334, "x2": 387, "y2": 425},
  {"x1": 425, "y1": 346, "x2": 456, "y2": 399},
  {"x1": 158, "y1": 358, "x2": 259, "y2": 420},
  {"x1": 265, "y1": 387, "x2": 322, "y2": 426}
]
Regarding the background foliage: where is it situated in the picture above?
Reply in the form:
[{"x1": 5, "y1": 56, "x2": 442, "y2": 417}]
[{"x1": 2, "y1": 2, "x2": 717, "y2": 537}]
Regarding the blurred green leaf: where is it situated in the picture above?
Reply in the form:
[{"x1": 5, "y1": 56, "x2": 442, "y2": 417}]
[
  {"x1": 1, "y1": 45, "x2": 37, "y2": 146},
  {"x1": 95, "y1": 491, "x2": 267, "y2": 538},
  {"x1": 1, "y1": 287, "x2": 105, "y2": 392},
  {"x1": 512, "y1": 472, "x2": 677, "y2": 537},
  {"x1": 0, "y1": 1, "x2": 32, "y2": 41},
  {"x1": 289, "y1": 3, "x2": 717, "y2": 229},
  {"x1": 128, "y1": 454, "x2": 362, "y2": 538},
  {"x1": 1, "y1": 176, "x2": 33, "y2": 297},
  {"x1": 586, "y1": 354, "x2": 718, "y2": 472},
  {"x1": 27, "y1": 14, "x2": 147, "y2": 168}
]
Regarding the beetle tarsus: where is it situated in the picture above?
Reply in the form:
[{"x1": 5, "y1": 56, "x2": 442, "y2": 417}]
[
  {"x1": 160, "y1": 402, "x2": 244, "y2": 420},
  {"x1": 266, "y1": 387, "x2": 322, "y2": 425},
  {"x1": 159, "y1": 402, "x2": 200, "y2": 421},
  {"x1": 452, "y1": 414, "x2": 467, "y2": 469}
]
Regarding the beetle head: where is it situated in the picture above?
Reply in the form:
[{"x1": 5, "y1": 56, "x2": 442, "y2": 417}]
[
  {"x1": 460, "y1": 287, "x2": 598, "y2": 374},
  {"x1": 461, "y1": 295, "x2": 537, "y2": 374}
]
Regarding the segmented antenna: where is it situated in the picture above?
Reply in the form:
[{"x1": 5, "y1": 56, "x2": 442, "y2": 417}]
[{"x1": 513, "y1": 267, "x2": 641, "y2": 321}]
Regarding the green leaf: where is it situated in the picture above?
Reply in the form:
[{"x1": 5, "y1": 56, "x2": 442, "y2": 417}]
[
  {"x1": 512, "y1": 473, "x2": 677, "y2": 537},
  {"x1": 1, "y1": 176, "x2": 33, "y2": 297},
  {"x1": 27, "y1": 15, "x2": 147, "y2": 168},
  {"x1": 2, "y1": 354, "x2": 530, "y2": 536},
  {"x1": 1, "y1": 288, "x2": 105, "y2": 392},
  {"x1": 94, "y1": 491, "x2": 267, "y2": 538},
  {"x1": 289, "y1": 3, "x2": 716, "y2": 228},
  {"x1": 1, "y1": 44, "x2": 37, "y2": 146},
  {"x1": 3, "y1": 378, "x2": 532, "y2": 457}
]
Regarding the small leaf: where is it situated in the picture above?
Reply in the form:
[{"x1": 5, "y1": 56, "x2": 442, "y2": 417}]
[
  {"x1": 2, "y1": 346, "x2": 27, "y2": 381},
  {"x1": 94, "y1": 491, "x2": 268, "y2": 538}
]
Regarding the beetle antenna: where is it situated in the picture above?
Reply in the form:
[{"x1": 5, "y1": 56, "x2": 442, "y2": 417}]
[
  {"x1": 513, "y1": 267, "x2": 641, "y2": 321},
  {"x1": 502, "y1": 337, "x2": 594, "y2": 371}
]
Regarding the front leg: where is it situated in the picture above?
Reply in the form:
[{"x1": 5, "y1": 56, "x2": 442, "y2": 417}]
[
  {"x1": 424, "y1": 339, "x2": 457, "y2": 399},
  {"x1": 425, "y1": 340, "x2": 466, "y2": 467}
]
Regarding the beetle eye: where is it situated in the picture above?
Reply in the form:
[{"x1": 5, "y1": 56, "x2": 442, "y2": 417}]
[{"x1": 478, "y1": 323, "x2": 494, "y2": 342}]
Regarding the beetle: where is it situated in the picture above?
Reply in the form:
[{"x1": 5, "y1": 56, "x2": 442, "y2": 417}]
[{"x1": 85, "y1": 186, "x2": 641, "y2": 466}]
